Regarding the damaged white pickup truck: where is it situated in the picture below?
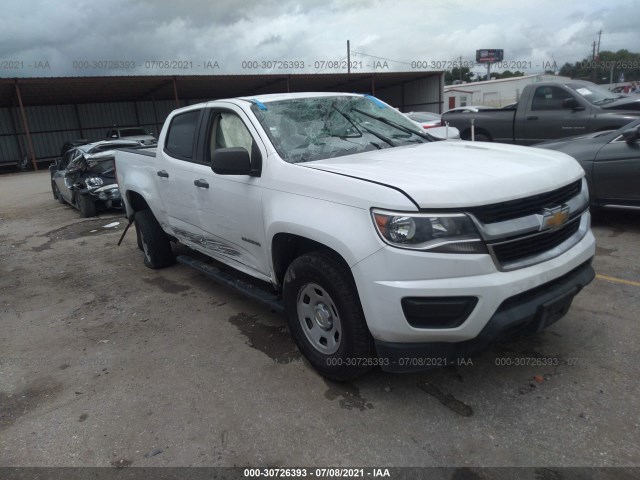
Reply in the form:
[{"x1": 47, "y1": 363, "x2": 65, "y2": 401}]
[{"x1": 115, "y1": 92, "x2": 595, "y2": 380}]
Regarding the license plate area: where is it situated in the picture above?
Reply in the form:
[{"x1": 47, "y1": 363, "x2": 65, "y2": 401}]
[{"x1": 536, "y1": 287, "x2": 578, "y2": 330}]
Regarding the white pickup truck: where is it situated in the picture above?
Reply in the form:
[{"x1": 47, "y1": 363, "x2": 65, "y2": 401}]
[{"x1": 115, "y1": 92, "x2": 596, "y2": 381}]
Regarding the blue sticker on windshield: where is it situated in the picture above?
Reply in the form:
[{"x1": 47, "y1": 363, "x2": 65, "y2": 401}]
[
  {"x1": 250, "y1": 99, "x2": 268, "y2": 111},
  {"x1": 364, "y1": 94, "x2": 386, "y2": 109}
]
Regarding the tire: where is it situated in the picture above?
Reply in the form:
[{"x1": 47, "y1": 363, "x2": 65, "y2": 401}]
[
  {"x1": 18, "y1": 155, "x2": 33, "y2": 171},
  {"x1": 134, "y1": 220, "x2": 144, "y2": 251},
  {"x1": 283, "y1": 251, "x2": 375, "y2": 381},
  {"x1": 52, "y1": 182, "x2": 60, "y2": 200},
  {"x1": 57, "y1": 185, "x2": 66, "y2": 205},
  {"x1": 473, "y1": 133, "x2": 491, "y2": 142},
  {"x1": 135, "y1": 209, "x2": 174, "y2": 269},
  {"x1": 76, "y1": 194, "x2": 97, "y2": 218}
]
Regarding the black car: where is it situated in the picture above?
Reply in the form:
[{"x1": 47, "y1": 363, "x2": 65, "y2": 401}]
[
  {"x1": 536, "y1": 119, "x2": 640, "y2": 210},
  {"x1": 50, "y1": 140, "x2": 139, "y2": 217}
]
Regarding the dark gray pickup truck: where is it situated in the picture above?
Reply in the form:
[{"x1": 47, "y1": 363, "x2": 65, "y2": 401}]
[{"x1": 442, "y1": 80, "x2": 640, "y2": 145}]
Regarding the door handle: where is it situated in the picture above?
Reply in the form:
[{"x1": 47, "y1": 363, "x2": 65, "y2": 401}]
[
  {"x1": 194, "y1": 179, "x2": 209, "y2": 189},
  {"x1": 156, "y1": 170, "x2": 169, "y2": 178},
  {"x1": 526, "y1": 116, "x2": 538, "y2": 121}
]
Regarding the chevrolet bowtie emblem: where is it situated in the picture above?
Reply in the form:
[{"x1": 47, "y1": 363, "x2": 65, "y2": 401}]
[{"x1": 541, "y1": 206, "x2": 570, "y2": 230}]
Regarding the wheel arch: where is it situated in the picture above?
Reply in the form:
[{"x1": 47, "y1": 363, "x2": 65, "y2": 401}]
[
  {"x1": 461, "y1": 127, "x2": 493, "y2": 141},
  {"x1": 271, "y1": 233, "x2": 353, "y2": 289}
]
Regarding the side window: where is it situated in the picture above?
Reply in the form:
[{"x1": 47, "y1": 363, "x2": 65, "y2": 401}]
[
  {"x1": 165, "y1": 110, "x2": 201, "y2": 159},
  {"x1": 209, "y1": 111, "x2": 254, "y2": 163},
  {"x1": 531, "y1": 87, "x2": 575, "y2": 111}
]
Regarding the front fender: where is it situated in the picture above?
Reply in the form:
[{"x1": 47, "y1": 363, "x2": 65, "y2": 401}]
[{"x1": 263, "y1": 189, "x2": 384, "y2": 270}]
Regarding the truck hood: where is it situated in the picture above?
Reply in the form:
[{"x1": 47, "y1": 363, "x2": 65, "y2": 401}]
[{"x1": 304, "y1": 141, "x2": 584, "y2": 209}]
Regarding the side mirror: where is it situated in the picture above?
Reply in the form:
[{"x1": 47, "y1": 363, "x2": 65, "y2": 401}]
[
  {"x1": 562, "y1": 98, "x2": 584, "y2": 110},
  {"x1": 49, "y1": 162, "x2": 58, "y2": 172},
  {"x1": 212, "y1": 147, "x2": 253, "y2": 176},
  {"x1": 622, "y1": 126, "x2": 640, "y2": 143}
]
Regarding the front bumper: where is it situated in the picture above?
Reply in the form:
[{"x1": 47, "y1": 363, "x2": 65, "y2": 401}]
[
  {"x1": 352, "y1": 213, "x2": 595, "y2": 344},
  {"x1": 374, "y1": 259, "x2": 594, "y2": 372},
  {"x1": 87, "y1": 184, "x2": 122, "y2": 209}
]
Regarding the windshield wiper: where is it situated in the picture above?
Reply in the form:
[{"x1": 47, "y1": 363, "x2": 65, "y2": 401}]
[
  {"x1": 331, "y1": 104, "x2": 396, "y2": 146},
  {"x1": 594, "y1": 97, "x2": 617, "y2": 105},
  {"x1": 351, "y1": 107, "x2": 431, "y2": 141},
  {"x1": 359, "y1": 125, "x2": 397, "y2": 147}
]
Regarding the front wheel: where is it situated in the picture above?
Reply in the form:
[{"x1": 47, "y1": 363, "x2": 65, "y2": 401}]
[
  {"x1": 283, "y1": 251, "x2": 375, "y2": 381},
  {"x1": 76, "y1": 194, "x2": 97, "y2": 218}
]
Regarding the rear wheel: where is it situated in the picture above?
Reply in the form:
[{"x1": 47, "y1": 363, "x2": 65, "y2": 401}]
[
  {"x1": 283, "y1": 251, "x2": 375, "y2": 381},
  {"x1": 135, "y1": 209, "x2": 174, "y2": 269},
  {"x1": 76, "y1": 194, "x2": 97, "y2": 218},
  {"x1": 134, "y1": 219, "x2": 144, "y2": 251},
  {"x1": 52, "y1": 182, "x2": 60, "y2": 200},
  {"x1": 57, "y1": 185, "x2": 66, "y2": 204}
]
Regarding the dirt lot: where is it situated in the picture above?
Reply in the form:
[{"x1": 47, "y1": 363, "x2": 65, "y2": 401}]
[{"x1": 1, "y1": 171, "x2": 639, "y2": 468}]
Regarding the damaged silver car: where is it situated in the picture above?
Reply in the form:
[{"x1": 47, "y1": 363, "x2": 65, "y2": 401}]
[{"x1": 50, "y1": 140, "x2": 139, "y2": 217}]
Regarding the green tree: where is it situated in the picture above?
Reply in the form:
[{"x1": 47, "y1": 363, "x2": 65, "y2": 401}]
[
  {"x1": 489, "y1": 70, "x2": 525, "y2": 80},
  {"x1": 445, "y1": 67, "x2": 474, "y2": 85},
  {"x1": 559, "y1": 49, "x2": 640, "y2": 83}
]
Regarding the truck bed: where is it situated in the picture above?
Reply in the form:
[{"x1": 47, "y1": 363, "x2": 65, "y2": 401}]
[{"x1": 442, "y1": 110, "x2": 516, "y2": 143}]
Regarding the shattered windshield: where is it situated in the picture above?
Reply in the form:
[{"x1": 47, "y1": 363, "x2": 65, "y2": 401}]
[{"x1": 250, "y1": 95, "x2": 430, "y2": 163}]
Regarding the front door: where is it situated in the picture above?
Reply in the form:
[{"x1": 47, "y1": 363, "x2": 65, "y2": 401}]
[
  {"x1": 593, "y1": 134, "x2": 640, "y2": 204},
  {"x1": 519, "y1": 86, "x2": 590, "y2": 145},
  {"x1": 190, "y1": 106, "x2": 269, "y2": 278}
]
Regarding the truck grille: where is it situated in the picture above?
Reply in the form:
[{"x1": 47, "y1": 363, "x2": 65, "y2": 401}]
[
  {"x1": 467, "y1": 180, "x2": 582, "y2": 224},
  {"x1": 489, "y1": 217, "x2": 581, "y2": 265}
]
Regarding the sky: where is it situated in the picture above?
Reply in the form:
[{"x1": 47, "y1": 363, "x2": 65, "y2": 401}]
[{"x1": 0, "y1": 0, "x2": 638, "y2": 78}]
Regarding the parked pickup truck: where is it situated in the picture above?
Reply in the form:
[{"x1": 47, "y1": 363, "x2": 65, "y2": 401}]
[
  {"x1": 115, "y1": 92, "x2": 596, "y2": 380},
  {"x1": 442, "y1": 80, "x2": 640, "y2": 145}
]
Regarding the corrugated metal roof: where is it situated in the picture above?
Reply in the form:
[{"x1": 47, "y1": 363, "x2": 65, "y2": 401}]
[{"x1": 0, "y1": 72, "x2": 441, "y2": 107}]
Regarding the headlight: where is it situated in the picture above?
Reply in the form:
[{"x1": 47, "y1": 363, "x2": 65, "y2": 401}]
[
  {"x1": 85, "y1": 177, "x2": 104, "y2": 188},
  {"x1": 372, "y1": 209, "x2": 487, "y2": 253}
]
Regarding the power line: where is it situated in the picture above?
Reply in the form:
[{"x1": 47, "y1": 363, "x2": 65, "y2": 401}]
[{"x1": 350, "y1": 50, "x2": 413, "y2": 66}]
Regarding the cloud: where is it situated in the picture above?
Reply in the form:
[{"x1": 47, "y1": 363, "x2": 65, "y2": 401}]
[{"x1": 0, "y1": 0, "x2": 638, "y2": 77}]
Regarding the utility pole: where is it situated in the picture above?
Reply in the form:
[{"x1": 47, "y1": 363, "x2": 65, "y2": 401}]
[
  {"x1": 591, "y1": 41, "x2": 597, "y2": 83},
  {"x1": 459, "y1": 56, "x2": 463, "y2": 82},
  {"x1": 347, "y1": 40, "x2": 350, "y2": 74},
  {"x1": 597, "y1": 30, "x2": 602, "y2": 57}
]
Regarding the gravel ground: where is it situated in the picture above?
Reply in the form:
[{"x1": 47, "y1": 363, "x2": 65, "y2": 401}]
[{"x1": 1, "y1": 171, "x2": 638, "y2": 469}]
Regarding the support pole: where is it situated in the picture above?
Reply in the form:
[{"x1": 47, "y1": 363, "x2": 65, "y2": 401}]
[
  {"x1": 15, "y1": 79, "x2": 38, "y2": 171},
  {"x1": 172, "y1": 76, "x2": 180, "y2": 108},
  {"x1": 151, "y1": 97, "x2": 160, "y2": 137},
  {"x1": 347, "y1": 40, "x2": 351, "y2": 74},
  {"x1": 74, "y1": 104, "x2": 85, "y2": 139}
]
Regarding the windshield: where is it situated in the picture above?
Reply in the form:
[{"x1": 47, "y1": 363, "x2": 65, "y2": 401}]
[
  {"x1": 568, "y1": 83, "x2": 623, "y2": 105},
  {"x1": 250, "y1": 95, "x2": 429, "y2": 163}
]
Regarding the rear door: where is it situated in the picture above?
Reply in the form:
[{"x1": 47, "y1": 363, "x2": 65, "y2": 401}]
[
  {"x1": 189, "y1": 105, "x2": 269, "y2": 277},
  {"x1": 155, "y1": 108, "x2": 205, "y2": 243},
  {"x1": 518, "y1": 86, "x2": 590, "y2": 145}
]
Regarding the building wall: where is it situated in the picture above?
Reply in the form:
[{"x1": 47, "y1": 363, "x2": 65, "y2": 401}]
[
  {"x1": 0, "y1": 100, "x2": 180, "y2": 165},
  {"x1": 0, "y1": 75, "x2": 443, "y2": 166},
  {"x1": 378, "y1": 74, "x2": 444, "y2": 114}
]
